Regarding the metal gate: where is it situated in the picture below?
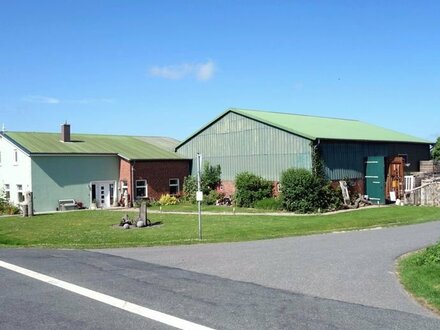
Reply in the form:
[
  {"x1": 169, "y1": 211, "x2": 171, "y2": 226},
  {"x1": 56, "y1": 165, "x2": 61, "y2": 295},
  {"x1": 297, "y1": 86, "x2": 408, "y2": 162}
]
[{"x1": 365, "y1": 156, "x2": 385, "y2": 204}]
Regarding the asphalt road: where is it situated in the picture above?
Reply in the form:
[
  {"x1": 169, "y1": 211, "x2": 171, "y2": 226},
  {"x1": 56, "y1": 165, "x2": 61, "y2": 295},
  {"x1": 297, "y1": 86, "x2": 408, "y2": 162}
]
[
  {"x1": 96, "y1": 221, "x2": 440, "y2": 317},
  {"x1": 0, "y1": 221, "x2": 439, "y2": 329}
]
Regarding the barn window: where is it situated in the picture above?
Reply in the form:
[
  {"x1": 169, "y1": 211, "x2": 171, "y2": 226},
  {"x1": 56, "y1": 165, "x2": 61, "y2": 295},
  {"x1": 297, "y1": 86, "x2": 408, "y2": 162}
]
[
  {"x1": 13, "y1": 149, "x2": 18, "y2": 164},
  {"x1": 169, "y1": 178, "x2": 180, "y2": 195},
  {"x1": 136, "y1": 180, "x2": 148, "y2": 198}
]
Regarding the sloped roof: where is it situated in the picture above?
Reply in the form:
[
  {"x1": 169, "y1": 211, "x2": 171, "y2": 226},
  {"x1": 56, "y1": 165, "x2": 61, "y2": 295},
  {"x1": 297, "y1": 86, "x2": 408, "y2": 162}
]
[
  {"x1": 2, "y1": 132, "x2": 184, "y2": 160},
  {"x1": 177, "y1": 108, "x2": 431, "y2": 148}
]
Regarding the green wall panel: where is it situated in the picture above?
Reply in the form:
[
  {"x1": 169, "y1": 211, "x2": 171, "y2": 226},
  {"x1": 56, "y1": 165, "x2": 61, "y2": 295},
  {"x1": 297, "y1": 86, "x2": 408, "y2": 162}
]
[
  {"x1": 177, "y1": 112, "x2": 312, "y2": 181},
  {"x1": 31, "y1": 155, "x2": 119, "y2": 212},
  {"x1": 321, "y1": 141, "x2": 430, "y2": 180}
]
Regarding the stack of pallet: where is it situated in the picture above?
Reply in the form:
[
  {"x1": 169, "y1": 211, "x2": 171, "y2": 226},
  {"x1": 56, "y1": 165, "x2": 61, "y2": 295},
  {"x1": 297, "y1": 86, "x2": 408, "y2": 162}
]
[{"x1": 419, "y1": 160, "x2": 440, "y2": 173}]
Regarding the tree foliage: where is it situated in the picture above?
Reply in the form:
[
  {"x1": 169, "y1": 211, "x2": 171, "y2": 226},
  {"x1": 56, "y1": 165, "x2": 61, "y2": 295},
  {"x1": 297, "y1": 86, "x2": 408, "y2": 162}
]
[
  {"x1": 201, "y1": 162, "x2": 221, "y2": 195},
  {"x1": 432, "y1": 137, "x2": 440, "y2": 161}
]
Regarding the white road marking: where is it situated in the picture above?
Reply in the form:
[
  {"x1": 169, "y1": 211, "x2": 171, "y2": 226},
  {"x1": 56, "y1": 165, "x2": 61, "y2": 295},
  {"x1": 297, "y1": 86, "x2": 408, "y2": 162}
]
[{"x1": 0, "y1": 260, "x2": 215, "y2": 330}]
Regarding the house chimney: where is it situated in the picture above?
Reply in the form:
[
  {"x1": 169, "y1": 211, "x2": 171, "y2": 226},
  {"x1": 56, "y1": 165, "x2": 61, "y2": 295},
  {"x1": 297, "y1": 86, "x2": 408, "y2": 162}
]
[{"x1": 61, "y1": 122, "x2": 71, "y2": 142}]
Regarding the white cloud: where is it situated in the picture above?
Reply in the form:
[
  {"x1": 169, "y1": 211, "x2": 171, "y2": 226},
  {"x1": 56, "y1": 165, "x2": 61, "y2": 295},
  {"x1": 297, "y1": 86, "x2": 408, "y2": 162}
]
[
  {"x1": 149, "y1": 60, "x2": 216, "y2": 81},
  {"x1": 195, "y1": 60, "x2": 215, "y2": 81},
  {"x1": 23, "y1": 95, "x2": 60, "y2": 104}
]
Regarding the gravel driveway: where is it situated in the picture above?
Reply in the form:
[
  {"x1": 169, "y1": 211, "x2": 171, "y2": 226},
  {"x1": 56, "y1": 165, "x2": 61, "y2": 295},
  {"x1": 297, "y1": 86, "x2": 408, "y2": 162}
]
[{"x1": 94, "y1": 221, "x2": 440, "y2": 318}]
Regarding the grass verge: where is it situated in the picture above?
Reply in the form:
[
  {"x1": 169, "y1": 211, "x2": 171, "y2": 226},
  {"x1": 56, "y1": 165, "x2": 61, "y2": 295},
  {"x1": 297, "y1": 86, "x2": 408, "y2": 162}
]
[
  {"x1": 0, "y1": 206, "x2": 439, "y2": 249},
  {"x1": 398, "y1": 242, "x2": 440, "y2": 314}
]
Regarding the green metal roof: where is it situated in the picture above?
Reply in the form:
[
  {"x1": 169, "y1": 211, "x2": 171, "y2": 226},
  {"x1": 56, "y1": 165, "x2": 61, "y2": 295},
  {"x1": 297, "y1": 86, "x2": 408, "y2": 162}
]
[
  {"x1": 233, "y1": 108, "x2": 431, "y2": 143},
  {"x1": 3, "y1": 132, "x2": 184, "y2": 160},
  {"x1": 177, "y1": 108, "x2": 431, "y2": 147}
]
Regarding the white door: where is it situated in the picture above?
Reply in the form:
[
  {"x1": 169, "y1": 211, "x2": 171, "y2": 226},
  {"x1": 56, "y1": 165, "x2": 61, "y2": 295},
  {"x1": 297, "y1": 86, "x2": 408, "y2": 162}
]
[{"x1": 97, "y1": 183, "x2": 110, "y2": 208}]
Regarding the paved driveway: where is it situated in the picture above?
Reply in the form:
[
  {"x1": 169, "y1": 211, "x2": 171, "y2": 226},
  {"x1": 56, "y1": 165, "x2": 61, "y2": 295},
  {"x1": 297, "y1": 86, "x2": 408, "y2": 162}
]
[{"x1": 95, "y1": 221, "x2": 440, "y2": 318}]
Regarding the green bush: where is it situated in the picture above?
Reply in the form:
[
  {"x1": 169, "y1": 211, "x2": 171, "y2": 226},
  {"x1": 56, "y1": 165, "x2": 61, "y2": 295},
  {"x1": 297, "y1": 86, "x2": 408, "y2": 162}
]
[
  {"x1": 414, "y1": 242, "x2": 440, "y2": 266},
  {"x1": 235, "y1": 172, "x2": 273, "y2": 208},
  {"x1": 204, "y1": 190, "x2": 224, "y2": 206},
  {"x1": 254, "y1": 197, "x2": 283, "y2": 210},
  {"x1": 182, "y1": 175, "x2": 197, "y2": 203},
  {"x1": 319, "y1": 183, "x2": 343, "y2": 211},
  {"x1": 281, "y1": 168, "x2": 323, "y2": 213},
  {"x1": 281, "y1": 168, "x2": 343, "y2": 213}
]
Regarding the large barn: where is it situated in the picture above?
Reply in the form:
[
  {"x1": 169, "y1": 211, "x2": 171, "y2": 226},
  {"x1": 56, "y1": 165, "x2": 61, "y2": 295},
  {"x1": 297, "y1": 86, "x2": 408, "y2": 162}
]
[{"x1": 176, "y1": 108, "x2": 432, "y2": 204}]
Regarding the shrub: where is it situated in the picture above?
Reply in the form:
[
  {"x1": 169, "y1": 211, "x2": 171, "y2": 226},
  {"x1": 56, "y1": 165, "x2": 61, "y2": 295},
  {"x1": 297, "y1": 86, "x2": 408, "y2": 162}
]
[
  {"x1": 319, "y1": 183, "x2": 343, "y2": 211},
  {"x1": 204, "y1": 190, "x2": 224, "y2": 206},
  {"x1": 280, "y1": 168, "x2": 323, "y2": 213},
  {"x1": 182, "y1": 175, "x2": 197, "y2": 203},
  {"x1": 281, "y1": 168, "x2": 343, "y2": 213},
  {"x1": 254, "y1": 197, "x2": 283, "y2": 211},
  {"x1": 414, "y1": 242, "x2": 440, "y2": 266},
  {"x1": 235, "y1": 172, "x2": 273, "y2": 208},
  {"x1": 158, "y1": 194, "x2": 178, "y2": 206}
]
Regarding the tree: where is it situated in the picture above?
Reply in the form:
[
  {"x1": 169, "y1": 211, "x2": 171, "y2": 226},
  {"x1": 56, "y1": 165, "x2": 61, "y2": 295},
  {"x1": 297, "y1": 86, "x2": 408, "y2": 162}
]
[
  {"x1": 201, "y1": 162, "x2": 221, "y2": 194},
  {"x1": 432, "y1": 137, "x2": 440, "y2": 161}
]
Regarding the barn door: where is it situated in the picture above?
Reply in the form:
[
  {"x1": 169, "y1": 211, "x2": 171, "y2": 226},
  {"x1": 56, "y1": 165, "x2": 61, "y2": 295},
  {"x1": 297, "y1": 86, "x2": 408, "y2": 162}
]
[{"x1": 365, "y1": 156, "x2": 385, "y2": 204}]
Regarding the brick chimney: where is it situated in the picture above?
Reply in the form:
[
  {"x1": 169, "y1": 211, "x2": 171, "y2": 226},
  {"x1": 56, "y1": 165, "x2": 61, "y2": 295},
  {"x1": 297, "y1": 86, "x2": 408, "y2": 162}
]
[{"x1": 61, "y1": 123, "x2": 71, "y2": 142}]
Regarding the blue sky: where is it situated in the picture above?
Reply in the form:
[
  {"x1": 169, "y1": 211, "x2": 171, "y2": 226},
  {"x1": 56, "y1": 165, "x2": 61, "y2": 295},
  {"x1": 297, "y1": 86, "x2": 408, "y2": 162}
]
[{"x1": 1, "y1": 1, "x2": 439, "y2": 141}]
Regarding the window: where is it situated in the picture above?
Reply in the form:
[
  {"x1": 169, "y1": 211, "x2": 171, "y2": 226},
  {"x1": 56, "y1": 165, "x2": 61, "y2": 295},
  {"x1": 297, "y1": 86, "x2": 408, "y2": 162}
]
[
  {"x1": 4, "y1": 184, "x2": 10, "y2": 200},
  {"x1": 135, "y1": 180, "x2": 147, "y2": 198},
  {"x1": 13, "y1": 149, "x2": 18, "y2": 164},
  {"x1": 0, "y1": 151, "x2": 2, "y2": 165},
  {"x1": 169, "y1": 178, "x2": 180, "y2": 195},
  {"x1": 17, "y1": 184, "x2": 24, "y2": 202}
]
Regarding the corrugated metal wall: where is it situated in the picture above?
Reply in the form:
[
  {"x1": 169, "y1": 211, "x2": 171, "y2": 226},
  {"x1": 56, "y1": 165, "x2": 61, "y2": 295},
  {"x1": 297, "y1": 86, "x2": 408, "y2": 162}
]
[
  {"x1": 177, "y1": 112, "x2": 312, "y2": 181},
  {"x1": 321, "y1": 141, "x2": 431, "y2": 180}
]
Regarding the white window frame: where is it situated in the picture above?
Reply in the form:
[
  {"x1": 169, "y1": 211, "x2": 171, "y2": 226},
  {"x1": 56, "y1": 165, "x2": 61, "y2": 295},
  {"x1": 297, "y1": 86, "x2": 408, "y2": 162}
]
[
  {"x1": 135, "y1": 179, "x2": 148, "y2": 198},
  {"x1": 4, "y1": 184, "x2": 10, "y2": 200},
  {"x1": 17, "y1": 184, "x2": 24, "y2": 202},
  {"x1": 0, "y1": 150, "x2": 2, "y2": 165},
  {"x1": 169, "y1": 178, "x2": 180, "y2": 195}
]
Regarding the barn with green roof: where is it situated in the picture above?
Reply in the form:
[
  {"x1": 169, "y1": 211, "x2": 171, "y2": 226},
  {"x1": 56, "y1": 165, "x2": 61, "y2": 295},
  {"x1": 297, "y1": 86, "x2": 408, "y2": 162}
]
[
  {"x1": 0, "y1": 124, "x2": 190, "y2": 212},
  {"x1": 176, "y1": 108, "x2": 432, "y2": 203}
]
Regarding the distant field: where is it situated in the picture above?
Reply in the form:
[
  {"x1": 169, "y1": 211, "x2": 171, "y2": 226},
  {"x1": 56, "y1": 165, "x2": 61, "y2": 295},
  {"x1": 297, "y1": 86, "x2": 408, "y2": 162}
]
[{"x1": 0, "y1": 206, "x2": 439, "y2": 249}]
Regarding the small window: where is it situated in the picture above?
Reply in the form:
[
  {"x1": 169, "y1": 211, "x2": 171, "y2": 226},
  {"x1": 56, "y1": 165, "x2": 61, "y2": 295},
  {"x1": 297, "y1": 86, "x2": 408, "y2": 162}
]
[
  {"x1": 13, "y1": 149, "x2": 18, "y2": 164},
  {"x1": 169, "y1": 178, "x2": 180, "y2": 195},
  {"x1": 17, "y1": 184, "x2": 24, "y2": 202},
  {"x1": 4, "y1": 184, "x2": 10, "y2": 200},
  {"x1": 136, "y1": 180, "x2": 147, "y2": 198},
  {"x1": 0, "y1": 151, "x2": 2, "y2": 165}
]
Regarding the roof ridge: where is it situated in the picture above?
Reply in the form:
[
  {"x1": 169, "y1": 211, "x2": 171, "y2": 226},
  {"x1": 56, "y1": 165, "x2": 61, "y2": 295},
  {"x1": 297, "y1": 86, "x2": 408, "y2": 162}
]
[{"x1": 230, "y1": 107, "x2": 360, "y2": 122}]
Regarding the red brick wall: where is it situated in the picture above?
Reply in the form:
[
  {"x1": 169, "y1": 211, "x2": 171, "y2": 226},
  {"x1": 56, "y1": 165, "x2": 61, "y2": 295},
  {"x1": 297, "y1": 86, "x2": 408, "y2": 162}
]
[
  {"x1": 133, "y1": 160, "x2": 190, "y2": 201},
  {"x1": 119, "y1": 159, "x2": 132, "y2": 205}
]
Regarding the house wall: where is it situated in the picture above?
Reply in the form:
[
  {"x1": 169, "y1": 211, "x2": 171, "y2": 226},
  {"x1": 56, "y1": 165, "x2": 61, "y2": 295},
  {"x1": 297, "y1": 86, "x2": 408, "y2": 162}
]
[
  {"x1": 0, "y1": 135, "x2": 32, "y2": 205},
  {"x1": 31, "y1": 155, "x2": 120, "y2": 212},
  {"x1": 320, "y1": 141, "x2": 431, "y2": 180},
  {"x1": 119, "y1": 159, "x2": 190, "y2": 202},
  {"x1": 176, "y1": 112, "x2": 313, "y2": 181}
]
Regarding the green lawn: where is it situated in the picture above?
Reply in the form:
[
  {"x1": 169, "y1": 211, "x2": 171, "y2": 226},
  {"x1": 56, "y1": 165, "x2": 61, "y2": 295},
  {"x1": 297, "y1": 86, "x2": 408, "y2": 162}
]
[
  {"x1": 399, "y1": 243, "x2": 440, "y2": 314},
  {"x1": 147, "y1": 203, "x2": 276, "y2": 213},
  {"x1": 0, "y1": 206, "x2": 439, "y2": 249}
]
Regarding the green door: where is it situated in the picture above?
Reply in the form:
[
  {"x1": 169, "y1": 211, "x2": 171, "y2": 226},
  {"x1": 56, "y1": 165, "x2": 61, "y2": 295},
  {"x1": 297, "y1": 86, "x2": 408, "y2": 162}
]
[{"x1": 365, "y1": 156, "x2": 385, "y2": 204}]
